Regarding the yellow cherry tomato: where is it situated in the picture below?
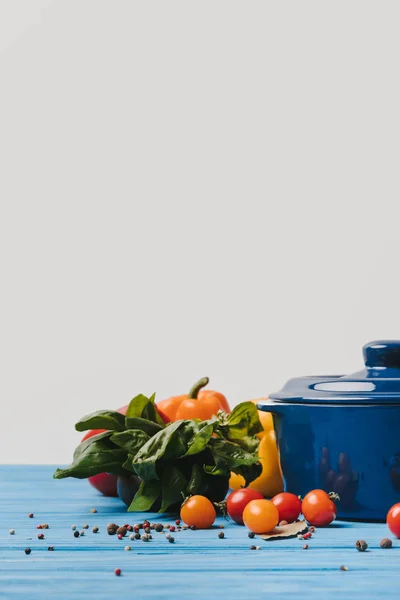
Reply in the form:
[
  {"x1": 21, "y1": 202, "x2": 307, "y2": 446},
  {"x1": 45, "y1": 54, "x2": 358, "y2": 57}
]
[
  {"x1": 180, "y1": 495, "x2": 216, "y2": 529},
  {"x1": 243, "y1": 499, "x2": 279, "y2": 534}
]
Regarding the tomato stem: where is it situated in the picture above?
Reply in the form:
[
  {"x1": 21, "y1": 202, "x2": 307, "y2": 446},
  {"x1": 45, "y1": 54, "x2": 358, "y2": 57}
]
[{"x1": 188, "y1": 377, "x2": 209, "y2": 399}]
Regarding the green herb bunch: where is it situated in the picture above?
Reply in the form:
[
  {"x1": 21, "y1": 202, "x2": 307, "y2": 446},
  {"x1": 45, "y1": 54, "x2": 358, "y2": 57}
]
[{"x1": 54, "y1": 394, "x2": 263, "y2": 512}]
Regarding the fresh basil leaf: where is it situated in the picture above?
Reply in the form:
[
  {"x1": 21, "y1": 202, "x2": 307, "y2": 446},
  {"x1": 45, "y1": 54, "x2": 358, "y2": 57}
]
[
  {"x1": 128, "y1": 479, "x2": 161, "y2": 512},
  {"x1": 159, "y1": 465, "x2": 187, "y2": 513},
  {"x1": 219, "y1": 401, "x2": 263, "y2": 446},
  {"x1": 183, "y1": 420, "x2": 217, "y2": 457},
  {"x1": 54, "y1": 432, "x2": 128, "y2": 479},
  {"x1": 186, "y1": 463, "x2": 203, "y2": 495},
  {"x1": 204, "y1": 437, "x2": 262, "y2": 485},
  {"x1": 110, "y1": 429, "x2": 150, "y2": 456},
  {"x1": 132, "y1": 420, "x2": 187, "y2": 480},
  {"x1": 74, "y1": 410, "x2": 126, "y2": 433},
  {"x1": 124, "y1": 416, "x2": 164, "y2": 436}
]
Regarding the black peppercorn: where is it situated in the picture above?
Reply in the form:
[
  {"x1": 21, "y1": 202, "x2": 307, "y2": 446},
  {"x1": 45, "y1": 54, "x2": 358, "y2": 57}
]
[
  {"x1": 250, "y1": 545, "x2": 257, "y2": 550},
  {"x1": 169, "y1": 536, "x2": 175, "y2": 543},
  {"x1": 144, "y1": 527, "x2": 151, "y2": 534},
  {"x1": 134, "y1": 532, "x2": 141, "y2": 540},
  {"x1": 190, "y1": 525, "x2": 197, "y2": 530},
  {"x1": 155, "y1": 524, "x2": 164, "y2": 532},
  {"x1": 248, "y1": 532, "x2": 255, "y2": 539},
  {"x1": 73, "y1": 531, "x2": 80, "y2": 538},
  {"x1": 48, "y1": 546, "x2": 54, "y2": 551},
  {"x1": 218, "y1": 532, "x2": 225, "y2": 539},
  {"x1": 25, "y1": 548, "x2": 31, "y2": 555},
  {"x1": 380, "y1": 538, "x2": 393, "y2": 549}
]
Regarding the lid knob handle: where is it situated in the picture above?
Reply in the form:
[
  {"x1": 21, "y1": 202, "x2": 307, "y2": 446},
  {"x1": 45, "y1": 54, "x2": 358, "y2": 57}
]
[{"x1": 363, "y1": 340, "x2": 400, "y2": 369}]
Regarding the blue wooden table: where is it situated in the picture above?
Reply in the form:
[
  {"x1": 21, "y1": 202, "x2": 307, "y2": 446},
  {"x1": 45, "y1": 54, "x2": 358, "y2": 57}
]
[{"x1": 0, "y1": 466, "x2": 398, "y2": 599}]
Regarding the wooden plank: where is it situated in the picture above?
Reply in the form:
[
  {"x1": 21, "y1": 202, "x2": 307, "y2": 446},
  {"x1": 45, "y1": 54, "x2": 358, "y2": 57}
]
[{"x1": 0, "y1": 466, "x2": 398, "y2": 599}]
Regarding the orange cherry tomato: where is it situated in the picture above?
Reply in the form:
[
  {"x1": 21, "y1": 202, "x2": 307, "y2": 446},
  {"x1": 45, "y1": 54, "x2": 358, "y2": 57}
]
[
  {"x1": 180, "y1": 495, "x2": 216, "y2": 529},
  {"x1": 242, "y1": 499, "x2": 279, "y2": 534},
  {"x1": 301, "y1": 489, "x2": 337, "y2": 526},
  {"x1": 156, "y1": 377, "x2": 230, "y2": 422}
]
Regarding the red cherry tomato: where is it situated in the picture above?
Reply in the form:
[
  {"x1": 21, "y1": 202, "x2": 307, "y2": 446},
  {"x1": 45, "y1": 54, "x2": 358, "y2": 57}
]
[
  {"x1": 271, "y1": 492, "x2": 302, "y2": 523},
  {"x1": 387, "y1": 502, "x2": 400, "y2": 537},
  {"x1": 226, "y1": 489, "x2": 264, "y2": 525},
  {"x1": 301, "y1": 489, "x2": 337, "y2": 526}
]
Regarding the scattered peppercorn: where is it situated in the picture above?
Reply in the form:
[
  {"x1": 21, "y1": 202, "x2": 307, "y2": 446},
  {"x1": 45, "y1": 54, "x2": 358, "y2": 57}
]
[
  {"x1": 190, "y1": 525, "x2": 197, "y2": 530},
  {"x1": 71, "y1": 525, "x2": 76, "y2": 531},
  {"x1": 279, "y1": 520, "x2": 288, "y2": 526},
  {"x1": 380, "y1": 538, "x2": 393, "y2": 549},
  {"x1": 219, "y1": 524, "x2": 224, "y2": 529},
  {"x1": 155, "y1": 524, "x2": 164, "y2": 533},
  {"x1": 36, "y1": 525, "x2": 43, "y2": 529},
  {"x1": 82, "y1": 524, "x2": 89, "y2": 529},
  {"x1": 175, "y1": 519, "x2": 181, "y2": 525},
  {"x1": 166, "y1": 534, "x2": 171, "y2": 540},
  {"x1": 28, "y1": 513, "x2": 34, "y2": 518},
  {"x1": 169, "y1": 526, "x2": 175, "y2": 532},
  {"x1": 248, "y1": 532, "x2": 255, "y2": 539},
  {"x1": 41, "y1": 524, "x2": 49, "y2": 529},
  {"x1": 114, "y1": 568, "x2": 121, "y2": 576},
  {"x1": 168, "y1": 536, "x2": 175, "y2": 543},
  {"x1": 90, "y1": 508, "x2": 97, "y2": 513},
  {"x1": 182, "y1": 526, "x2": 188, "y2": 530},
  {"x1": 303, "y1": 544, "x2": 309, "y2": 550},
  {"x1": 143, "y1": 521, "x2": 150, "y2": 528},
  {"x1": 117, "y1": 534, "x2": 123, "y2": 540},
  {"x1": 127, "y1": 525, "x2": 133, "y2": 532},
  {"x1": 309, "y1": 526, "x2": 315, "y2": 533},
  {"x1": 48, "y1": 546, "x2": 54, "y2": 551},
  {"x1": 144, "y1": 527, "x2": 151, "y2": 534},
  {"x1": 218, "y1": 532, "x2": 225, "y2": 539},
  {"x1": 141, "y1": 535, "x2": 149, "y2": 542},
  {"x1": 92, "y1": 526, "x2": 99, "y2": 534},
  {"x1": 25, "y1": 548, "x2": 31, "y2": 555},
  {"x1": 340, "y1": 565, "x2": 349, "y2": 571},
  {"x1": 297, "y1": 534, "x2": 304, "y2": 540},
  {"x1": 9, "y1": 529, "x2": 15, "y2": 535},
  {"x1": 117, "y1": 527, "x2": 127, "y2": 537},
  {"x1": 107, "y1": 523, "x2": 119, "y2": 535},
  {"x1": 129, "y1": 534, "x2": 135, "y2": 541},
  {"x1": 79, "y1": 531, "x2": 85, "y2": 537},
  {"x1": 250, "y1": 545, "x2": 257, "y2": 550},
  {"x1": 303, "y1": 532, "x2": 312, "y2": 540},
  {"x1": 124, "y1": 545, "x2": 131, "y2": 551},
  {"x1": 73, "y1": 531, "x2": 80, "y2": 538},
  {"x1": 355, "y1": 540, "x2": 368, "y2": 552},
  {"x1": 38, "y1": 533, "x2": 44, "y2": 540},
  {"x1": 134, "y1": 533, "x2": 141, "y2": 540}
]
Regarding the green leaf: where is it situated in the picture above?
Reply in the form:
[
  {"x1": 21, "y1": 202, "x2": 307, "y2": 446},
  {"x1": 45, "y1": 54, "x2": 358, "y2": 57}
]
[
  {"x1": 183, "y1": 420, "x2": 217, "y2": 457},
  {"x1": 124, "y1": 417, "x2": 164, "y2": 436},
  {"x1": 54, "y1": 432, "x2": 128, "y2": 479},
  {"x1": 132, "y1": 420, "x2": 186, "y2": 480},
  {"x1": 125, "y1": 393, "x2": 164, "y2": 426},
  {"x1": 74, "y1": 410, "x2": 126, "y2": 432},
  {"x1": 159, "y1": 466, "x2": 187, "y2": 513},
  {"x1": 204, "y1": 437, "x2": 262, "y2": 485},
  {"x1": 110, "y1": 429, "x2": 150, "y2": 456},
  {"x1": 128, "y1": 479, "x2": 161, "y2": 512},
  {"x1": 186, "y1": 463, "x2": 204, "y2": 495},
  {"x1": 218, "y1": 401, "x2": 263, "y2": 449}
]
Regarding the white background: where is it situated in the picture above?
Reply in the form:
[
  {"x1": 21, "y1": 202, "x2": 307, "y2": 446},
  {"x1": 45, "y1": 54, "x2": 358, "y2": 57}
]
[{"x1": 1, "y1": 1, "x2": 399, "y2": 464}]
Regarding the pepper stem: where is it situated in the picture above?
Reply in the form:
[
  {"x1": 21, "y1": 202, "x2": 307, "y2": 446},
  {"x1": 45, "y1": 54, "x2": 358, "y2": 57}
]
[{"x1": 188, "y1": 377, "x2": 209, "y2": 399}]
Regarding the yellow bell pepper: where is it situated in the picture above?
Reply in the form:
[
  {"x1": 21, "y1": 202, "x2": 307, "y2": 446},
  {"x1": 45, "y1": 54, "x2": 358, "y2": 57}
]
[{"x1": 229, "y1": 399, "x2": 284, "y2": 497}]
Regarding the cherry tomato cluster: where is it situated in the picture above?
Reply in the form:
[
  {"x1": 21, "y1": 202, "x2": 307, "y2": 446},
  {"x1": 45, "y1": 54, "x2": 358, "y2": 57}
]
[{"x1": 224, "y1": 488, "x2": 337, "y2": 533}]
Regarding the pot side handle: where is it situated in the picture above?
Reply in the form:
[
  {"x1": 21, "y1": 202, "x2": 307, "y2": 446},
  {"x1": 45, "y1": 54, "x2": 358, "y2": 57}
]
[{"x1": 255, "y1": 399, "x2": 285, "y2": 417}]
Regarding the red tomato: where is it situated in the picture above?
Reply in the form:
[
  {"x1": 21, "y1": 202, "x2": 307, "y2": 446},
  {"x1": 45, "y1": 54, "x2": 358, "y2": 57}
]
[
  {"x1": 226, "y1": 489, "x2": 264, "y2": 525},
  {"x1": 271, "y1": 492, "x2": 302, "y2": 523},
  {"x1": 387, "y1": 502, "x2": 400, "y2": 537},
  {"x1": 301, "y1": 489, "x2": 337, "y2": 526}
]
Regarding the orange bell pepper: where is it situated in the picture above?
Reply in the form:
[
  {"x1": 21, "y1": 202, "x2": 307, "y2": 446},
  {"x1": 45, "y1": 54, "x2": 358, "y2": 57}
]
[{"x1": 156, "y1": 377, "x2": 230, "y2": 422}]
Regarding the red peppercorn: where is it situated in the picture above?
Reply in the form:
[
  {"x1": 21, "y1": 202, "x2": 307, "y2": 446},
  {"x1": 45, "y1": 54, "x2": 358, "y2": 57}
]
[
  {"x1": 117, "y1": 534, "x2": 123, "y2": 540},
  {"x1": 169, "y1": 526, "x2": 176, "y2": 532},
  {"x1": 175, "y1": 519, "x2": 181, "y2": 525},
  {"x1": 36, "y1": 525, "x2": 43, "y2": 529},
  {"x1": 127, "y1": 525, "x2": 133, "y2": 532},
  {"x1": 114, "y1": 568, "x2": 121, "y2": 576},
  {"x1": 303, "y1": 532, "x2": 312, "y2": 540},
  {"x1": 38, "y1": 533, "x2": 44, "y2": 540},
  {"x1": 28, "y1": 513, "x2": 34, "y2": 518}
]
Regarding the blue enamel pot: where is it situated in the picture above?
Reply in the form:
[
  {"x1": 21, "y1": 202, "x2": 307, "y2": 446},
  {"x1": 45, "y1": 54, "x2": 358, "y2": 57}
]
[{"x1": 257, "y1": 341, "x2": 400, "y2": 521}]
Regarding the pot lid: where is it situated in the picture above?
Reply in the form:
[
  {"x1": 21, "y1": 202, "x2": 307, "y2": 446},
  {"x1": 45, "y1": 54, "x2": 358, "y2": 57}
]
[{"x1": 269, "y1": 341, "x2": 400, "y2": 405}]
